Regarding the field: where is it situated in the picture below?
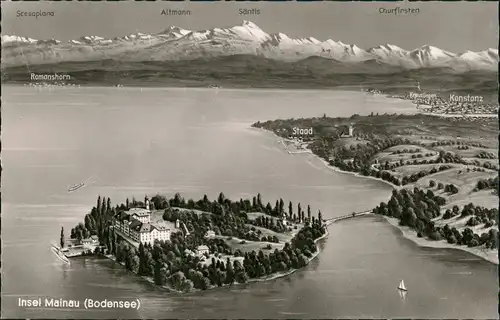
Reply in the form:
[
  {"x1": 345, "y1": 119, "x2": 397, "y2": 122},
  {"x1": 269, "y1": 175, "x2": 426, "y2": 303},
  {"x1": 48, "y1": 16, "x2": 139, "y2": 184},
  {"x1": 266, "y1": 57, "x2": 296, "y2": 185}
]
[
  {"x1": 414, "y1": 166, "x2": 497, "y2": 207},
  {"x1": 214, "y1": 235, "x2": 285, "y2": 253},
  {"x1": 391, "y1": 163, "x2": 456, "y2": 177},
  {"x1": 254, "y1": 113, "x2": 499, "y2": 239},
  {"x1": 436, "y1": 145, "x2": 498, "y2": 159},
  {"x1": 374, "y1": 146, "x2": 437, "y2": 163}
]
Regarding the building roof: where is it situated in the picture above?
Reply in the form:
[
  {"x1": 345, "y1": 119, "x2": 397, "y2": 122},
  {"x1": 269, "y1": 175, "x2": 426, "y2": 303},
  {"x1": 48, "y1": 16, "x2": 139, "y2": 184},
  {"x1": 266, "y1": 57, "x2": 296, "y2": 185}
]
[
  {"x1": 127, "y1": 208, "x2": 151, "y2": 216},
  {"x1": 152, "y1": 223, "x2": 170, "y2": 231},
  {"x1": 114, "y1": 211, "x2": 132, "y2": 222},
  {"x1": 197, "y1": 245, "x2": 209, "y2": 251},
  {"x1": 129, "y1": 219, "x2": 143, "y2": 230},
  {"x1": 90, "y1": 235, "x2": 99, "y2": 240},
  {"x1": 138, "y1": 223, "x2": 152, "y2": 233}
]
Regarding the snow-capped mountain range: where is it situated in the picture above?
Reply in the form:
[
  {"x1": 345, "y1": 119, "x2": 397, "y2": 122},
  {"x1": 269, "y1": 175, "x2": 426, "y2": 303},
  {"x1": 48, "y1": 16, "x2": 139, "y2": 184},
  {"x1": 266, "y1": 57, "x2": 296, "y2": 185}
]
[{"x1": 1, "y1": 21, "x2": 498, "y2": 71}]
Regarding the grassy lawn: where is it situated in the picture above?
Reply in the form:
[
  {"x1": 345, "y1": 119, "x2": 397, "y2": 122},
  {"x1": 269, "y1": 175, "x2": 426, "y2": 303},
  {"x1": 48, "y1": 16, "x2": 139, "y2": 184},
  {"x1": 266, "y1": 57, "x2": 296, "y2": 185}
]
[
  {"x1": 416, "y1": 167, "x2": 496, "y2": 192},
  {"x1": 214, "y1": 235, "x2": 284, "y2": 253},
  {"x1": 373, "y1": 145, "x2": 436, "y2": 164},
  {"x1": 246, "y1": 224, "x2": 295, "y2": 243},
  {"x1": 413, "y1": 167, "x2": 497, "y2": 210},
  {"x1": 436, "y1": 145, "x2": 497, "y2": 159},
  {"x1": 392, "y1": 163, "x2": 456, "y2": 176}
]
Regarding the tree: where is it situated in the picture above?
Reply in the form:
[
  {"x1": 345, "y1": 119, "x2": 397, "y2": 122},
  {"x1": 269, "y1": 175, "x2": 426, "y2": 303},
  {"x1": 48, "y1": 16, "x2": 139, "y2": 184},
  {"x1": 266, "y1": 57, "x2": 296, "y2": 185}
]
[
  {"x1": 225, "y1": 258, "x2": 234, "y2": 285},
  {"x1": 429, "y1": 180, "x2": 436, "y2": 188},
  {"x1": 257, "y1": 193, "x2": 263, "y2": 208},
  {"x1": 97, "y1": 196, "x2": 102, "y2": 215},
  {"x1": 154, "y1": 262, "x2": 166, "y2": 286},
  {"x1": 307, "y1": 205, "x2": 311, "y2": 221},
  {"x1": 288, "y1": 201, "x2": 293, "y2": 219},
  {"x1": 60, "y1": 227, "x2": 65, "y2": 248},
  {"x1": 218, "y1": 192, "x2": 226, "y2": 204}
]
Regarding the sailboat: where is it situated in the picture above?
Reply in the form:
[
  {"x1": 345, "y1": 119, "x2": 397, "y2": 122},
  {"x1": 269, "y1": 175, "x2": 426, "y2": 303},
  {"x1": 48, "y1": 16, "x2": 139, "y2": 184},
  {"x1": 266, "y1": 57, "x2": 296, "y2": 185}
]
[{"x1": 398, "y1": 279, "x2": 407, "y2": 292}]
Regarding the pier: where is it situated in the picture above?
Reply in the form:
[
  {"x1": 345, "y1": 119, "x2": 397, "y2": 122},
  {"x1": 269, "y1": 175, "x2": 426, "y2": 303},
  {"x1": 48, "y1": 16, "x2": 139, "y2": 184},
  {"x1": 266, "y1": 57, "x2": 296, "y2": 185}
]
[{"x1": 323, "y1": 210, "x2": 372, "y2": 226}]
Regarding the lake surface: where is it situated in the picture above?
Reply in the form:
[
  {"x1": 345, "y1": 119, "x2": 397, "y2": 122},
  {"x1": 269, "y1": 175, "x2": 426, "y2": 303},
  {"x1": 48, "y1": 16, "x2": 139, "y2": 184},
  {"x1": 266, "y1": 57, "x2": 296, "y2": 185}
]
[{"x1": 2, "y1": 86, "x2": 498, "y2": 319}]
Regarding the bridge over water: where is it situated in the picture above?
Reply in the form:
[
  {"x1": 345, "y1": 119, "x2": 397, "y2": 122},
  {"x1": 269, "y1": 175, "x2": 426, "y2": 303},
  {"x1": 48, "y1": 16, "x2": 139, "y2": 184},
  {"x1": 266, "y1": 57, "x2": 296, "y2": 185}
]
[{"x1": 323, "y1": 210, "x2": 373, "y2": 226}]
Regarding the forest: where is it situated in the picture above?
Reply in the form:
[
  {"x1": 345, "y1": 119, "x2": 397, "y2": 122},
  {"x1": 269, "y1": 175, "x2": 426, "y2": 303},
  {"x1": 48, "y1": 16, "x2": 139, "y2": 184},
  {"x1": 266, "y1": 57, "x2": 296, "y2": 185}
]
[{"x1": 68, "y1": 193, "x2": 327, "y2": 292}]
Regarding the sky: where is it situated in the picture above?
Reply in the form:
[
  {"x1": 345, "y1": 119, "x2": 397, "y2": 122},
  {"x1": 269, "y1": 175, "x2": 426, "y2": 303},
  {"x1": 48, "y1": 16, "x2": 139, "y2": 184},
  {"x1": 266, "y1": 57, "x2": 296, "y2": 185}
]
[{"x1": 2, "y1": 1, "x2": 498, "y2": 52}]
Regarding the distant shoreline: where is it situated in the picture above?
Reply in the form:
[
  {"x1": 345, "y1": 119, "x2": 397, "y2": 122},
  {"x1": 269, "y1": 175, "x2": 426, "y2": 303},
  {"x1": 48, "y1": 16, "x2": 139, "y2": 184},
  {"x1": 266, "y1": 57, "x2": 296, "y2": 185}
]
[
  {"x1": 1, "y1": 82, "x2": 370, "y2": 92},
  {"x1": 257, "y1": 127, "x2": 499, "y2": 265}
]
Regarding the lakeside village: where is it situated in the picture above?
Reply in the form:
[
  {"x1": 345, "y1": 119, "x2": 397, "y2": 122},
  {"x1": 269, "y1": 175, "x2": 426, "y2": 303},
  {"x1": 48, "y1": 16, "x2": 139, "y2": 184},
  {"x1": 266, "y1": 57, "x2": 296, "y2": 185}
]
[
  {"x1": 253, "y1": 113, "x2": 499, "y2": 262},
  {"x1": 56, "y1": 194, "x2": 330, "y2": 292},
  {"x1": 362, "y1": 88, "x2": 498, "y2": 118}
]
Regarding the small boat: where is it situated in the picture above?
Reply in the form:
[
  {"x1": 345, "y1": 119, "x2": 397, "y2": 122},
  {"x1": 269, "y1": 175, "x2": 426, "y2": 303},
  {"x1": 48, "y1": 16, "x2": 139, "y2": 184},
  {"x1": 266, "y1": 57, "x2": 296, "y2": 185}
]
[
  {"x1": 68, "y1": 182, "x2": 85, "y2": 192},
  {"x1": 398, "y1": 279, "x2": 407, "y2": 292},
  {"x1": 51, "y1": 245, "x2": 71, "y2": 264}
]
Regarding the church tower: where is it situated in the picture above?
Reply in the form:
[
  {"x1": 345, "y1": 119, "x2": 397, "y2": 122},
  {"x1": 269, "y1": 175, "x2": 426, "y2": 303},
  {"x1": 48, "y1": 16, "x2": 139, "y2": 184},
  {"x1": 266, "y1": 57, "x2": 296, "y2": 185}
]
[
  {"x1": 348, "y1": 124, "x2": 354, "y2": 137},
  {"x1": 145, "y1": 196, "x2": 150, "y2": 211}
]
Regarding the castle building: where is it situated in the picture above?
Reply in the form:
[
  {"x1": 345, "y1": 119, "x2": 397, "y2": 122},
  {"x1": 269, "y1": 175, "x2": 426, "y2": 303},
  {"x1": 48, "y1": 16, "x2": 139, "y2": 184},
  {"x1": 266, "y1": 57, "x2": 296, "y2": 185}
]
[
  {"x1": 113, "y1": 196, "x2": 171, "y2": 245},
  {"x1": 340, "y1": 124, "x2": 354, "y2": 138}
]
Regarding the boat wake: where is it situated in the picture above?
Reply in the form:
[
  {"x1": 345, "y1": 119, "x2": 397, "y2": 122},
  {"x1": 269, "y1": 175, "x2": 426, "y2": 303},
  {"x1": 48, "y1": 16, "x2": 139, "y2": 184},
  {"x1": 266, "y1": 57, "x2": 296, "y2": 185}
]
[{"x1": 67, "y1": 175, "x2": 96, "y2": 193}]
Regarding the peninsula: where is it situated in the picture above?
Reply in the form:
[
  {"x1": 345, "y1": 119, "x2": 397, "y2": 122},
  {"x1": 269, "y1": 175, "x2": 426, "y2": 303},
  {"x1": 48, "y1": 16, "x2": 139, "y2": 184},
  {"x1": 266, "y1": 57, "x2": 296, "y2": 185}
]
[
  {"x1": 252, "y1": 112, "x2": 498, "y2": 264},
  {"x1": 61, "y1": 193, "x2": 328, "y2": 292}
]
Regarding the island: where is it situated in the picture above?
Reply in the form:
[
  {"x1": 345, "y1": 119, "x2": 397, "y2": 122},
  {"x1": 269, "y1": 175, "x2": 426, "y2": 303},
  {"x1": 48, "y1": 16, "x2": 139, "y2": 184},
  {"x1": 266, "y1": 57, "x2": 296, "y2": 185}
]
[
  {"x1": 59, "y1": 193, "x2": 327, "y2": 292},
  {"x1": 252, "y1": 112, "x2": 498, "y2": 264}
]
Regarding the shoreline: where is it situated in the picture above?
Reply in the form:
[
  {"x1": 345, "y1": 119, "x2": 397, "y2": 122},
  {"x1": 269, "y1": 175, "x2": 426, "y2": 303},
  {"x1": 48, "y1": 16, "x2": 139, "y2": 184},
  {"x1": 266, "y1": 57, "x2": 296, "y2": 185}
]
[
  {"x1": 380, "y1": 215, "x2": 499, "y2": 265},
  {"x1": 2, "y1": 83, "x2": 366, "y2": 92},
  {"x1": 103, "y1": 227, "x2": 330, "y2": 294},
  {"x1": 258, "y1": 127, "x2": 498, "y2": 265}
]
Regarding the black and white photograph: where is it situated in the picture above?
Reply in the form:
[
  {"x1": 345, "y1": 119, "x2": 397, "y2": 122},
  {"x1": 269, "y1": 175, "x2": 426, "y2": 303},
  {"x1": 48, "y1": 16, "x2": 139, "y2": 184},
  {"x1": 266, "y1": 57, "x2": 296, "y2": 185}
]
[{"x1": 1, "y1": 2, "x2": 499, "y2": 319}]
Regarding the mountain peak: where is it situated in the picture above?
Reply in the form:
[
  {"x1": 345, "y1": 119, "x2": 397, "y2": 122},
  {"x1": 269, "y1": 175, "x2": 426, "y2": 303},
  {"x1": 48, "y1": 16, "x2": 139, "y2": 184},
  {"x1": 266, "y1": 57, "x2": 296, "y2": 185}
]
[
  {"x1": 1, "y1": 34, "x2": 38, "y2": 44},
  {"x1": 242, "y1": 20, "x2": 260, "y2": 29},
  {"x1": 372, "y1": 44, "x2": 405, "y2": 51},
  {"x1": 161, "y1": 25, "x2": 183, "y2": 33},
  {"x1": 159, "y1": 25, "x2": 191, "y2": 38},
  {"x1": 1, "y1": 26, "x2": 497, "y2": 72}
]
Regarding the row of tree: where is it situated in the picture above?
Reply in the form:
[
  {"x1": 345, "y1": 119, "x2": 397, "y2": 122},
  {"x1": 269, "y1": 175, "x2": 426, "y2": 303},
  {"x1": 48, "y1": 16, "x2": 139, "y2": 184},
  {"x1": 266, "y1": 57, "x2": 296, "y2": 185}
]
[
  {"x1": 474, "y1": 176, "x2": 499, "y2": 193},
  {"x1": 107, "y1": 216, "x2": 326, "y2": 292},
  {"x1": 373, "y1": 189, "x2": 498, "y2": 249},
  {"x1": 70, "y1": 196, "x2": 115, "y2": 245},
  {"x1": 428, "y1": 180, "x2": 459, "y2": 194}
]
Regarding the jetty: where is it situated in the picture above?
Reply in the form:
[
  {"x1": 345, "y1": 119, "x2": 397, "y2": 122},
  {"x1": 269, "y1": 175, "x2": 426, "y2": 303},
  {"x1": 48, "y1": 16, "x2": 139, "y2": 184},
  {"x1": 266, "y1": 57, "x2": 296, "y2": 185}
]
[{"x1": 323, "y1": 210, "x2": 372, "y2": 226}]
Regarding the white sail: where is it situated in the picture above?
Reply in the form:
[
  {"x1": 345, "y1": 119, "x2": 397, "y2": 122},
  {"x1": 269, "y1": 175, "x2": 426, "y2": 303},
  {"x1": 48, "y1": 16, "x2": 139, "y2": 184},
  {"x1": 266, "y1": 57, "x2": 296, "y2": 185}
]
[{"x1": 398, "y1": 280, "x2": 406, "y2": 291}]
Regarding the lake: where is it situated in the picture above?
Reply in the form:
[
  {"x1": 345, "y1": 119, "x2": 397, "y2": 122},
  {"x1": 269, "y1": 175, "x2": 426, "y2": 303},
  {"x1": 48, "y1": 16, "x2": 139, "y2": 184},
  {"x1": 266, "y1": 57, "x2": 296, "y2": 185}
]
[{"x1": 1, "y1": 86, "x2": 498, "y2": 319}]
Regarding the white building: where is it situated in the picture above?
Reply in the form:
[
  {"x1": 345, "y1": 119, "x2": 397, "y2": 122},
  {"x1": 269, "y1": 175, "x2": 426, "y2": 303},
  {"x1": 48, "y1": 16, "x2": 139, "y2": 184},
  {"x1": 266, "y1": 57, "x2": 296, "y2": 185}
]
[
  {"x1": 340, "y1": 124, "x2": 354, "y2": 138},
  {"x1": 348, "y1": 125, "x2": 354, "y2": 137},
  {"x1": 82, "y1": 235, "x2": 99, "y2": 246},
  {"x1": 113, "y1": 206, "x2": 171, "y2": 245},
  {"x1": 196, "y1": 245, "x2": 209, "y2": 256}
]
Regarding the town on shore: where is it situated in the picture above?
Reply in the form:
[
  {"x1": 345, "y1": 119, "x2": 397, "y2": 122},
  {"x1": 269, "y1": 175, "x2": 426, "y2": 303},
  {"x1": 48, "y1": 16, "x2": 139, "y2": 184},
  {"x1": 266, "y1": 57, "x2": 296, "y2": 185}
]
[
  {"x1": 362, "y1": 87, "x2": 498, "y2": 118},
  {"x1": 252, "y1": 111, "x2": 498, "y2": 263},
  {"x1": 57, "y1": 193, "x2": 329, "y2": 292}
]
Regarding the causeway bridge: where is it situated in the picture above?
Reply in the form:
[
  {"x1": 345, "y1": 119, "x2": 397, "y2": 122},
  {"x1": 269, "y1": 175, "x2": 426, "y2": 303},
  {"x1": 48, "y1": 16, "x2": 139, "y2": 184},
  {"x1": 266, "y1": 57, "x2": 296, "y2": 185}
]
[{"x1": 323, "y1": 210, "x2": 373, "y2": 226}]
